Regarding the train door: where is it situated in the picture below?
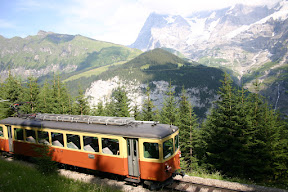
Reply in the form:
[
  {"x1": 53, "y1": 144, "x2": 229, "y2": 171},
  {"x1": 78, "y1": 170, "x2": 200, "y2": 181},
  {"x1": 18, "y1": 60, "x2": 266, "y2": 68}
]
[
  {"x1": 6, "y1": 125, "x2": 13, "y2": 153},
  {"x1": 127, "y1": 138, "x2": 140, "y2": 177}
]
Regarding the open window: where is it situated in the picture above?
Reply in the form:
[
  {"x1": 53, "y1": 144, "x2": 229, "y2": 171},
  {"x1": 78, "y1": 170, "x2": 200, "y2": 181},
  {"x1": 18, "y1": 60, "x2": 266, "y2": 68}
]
[
  {"x1": 163, "y1": 138, "x2": 173, "y2": 159},
  {"x1": 0, "y1": 126, "x2": 3, "y2": 137},
  {"x1": 14, "y1": 128, "x2": 24, "y2": 141},
  {"x1": 102, "y1": 138, "x2": 119, "y2": 155},
  {"x1": 83, "y1": 136, "x2": 99, "y2": 152},
  {"x1": 66, "y1": 134, "x2": 81, "y2": 150},
  {"x1": 37, "y1": 131, "x2": 50, "y2": 145},
  {"x1": 143, "y1": 142, "x2": 159, "y2": 159},
  {"x1": 51, "y1": 132, "x2": 64, "y2": 147},
  {"x1": 26, "y1": 129, "x2": 36, "y2": 143}
]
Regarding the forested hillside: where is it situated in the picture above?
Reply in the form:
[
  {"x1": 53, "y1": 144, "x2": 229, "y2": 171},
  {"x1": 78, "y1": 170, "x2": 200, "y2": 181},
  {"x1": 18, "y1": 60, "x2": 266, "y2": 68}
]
[
  {"x1": 82, "y1": 49, "x2": 226, "y2": 119},
  {"x1": 0, "y1": 72, "x2": 287, "y2": 189}
]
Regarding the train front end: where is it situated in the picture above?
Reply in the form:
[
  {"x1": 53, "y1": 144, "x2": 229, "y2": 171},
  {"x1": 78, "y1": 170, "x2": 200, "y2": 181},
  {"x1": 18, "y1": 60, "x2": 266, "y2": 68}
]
[{"x1": 138, "y1": 127, "x2": 181, "y2": 184}]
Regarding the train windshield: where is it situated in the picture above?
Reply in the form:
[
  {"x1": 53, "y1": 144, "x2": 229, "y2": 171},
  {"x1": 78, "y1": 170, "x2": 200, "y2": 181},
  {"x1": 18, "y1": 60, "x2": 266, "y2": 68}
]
[{"x1": 163, "y1": 138, "x2": 173, "y2": 159}]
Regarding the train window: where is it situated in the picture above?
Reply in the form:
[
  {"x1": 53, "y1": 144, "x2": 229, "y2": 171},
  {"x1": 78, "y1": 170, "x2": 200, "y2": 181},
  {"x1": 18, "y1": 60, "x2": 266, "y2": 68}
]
[
  {"x1": 51, "y1": 132, "x2": 64, "y2": 147},
  {"x1": 14, "y1": 128, "x2": 24, "y2": 141},
  {"x1": 0, "y1": 126, "x2": 3, "y2": 137},
  {"x1": 163, "y1": 138, "x2": 173, "y2": 159},
  {"x1": 83, "y1": 136, "x2": 99, "y2": 152},
  {"x1": 102, "y1": 138, "x2": 119, "y2": 155},
  {"x1": 26, "y1": 129, "x2": 36, "y2": 143},
  {"x1": 37, "y1": 131, "x2": 50, "y2": 145},
  {"x1": 175, "y1": 134, "x2": 179, "y2": 151},
  {"x1": 67, "y1": 134, "x2": 80, "y2": 150},
  {"x1": 143, "y1": 142, "x2": 159, "y2": 159}
]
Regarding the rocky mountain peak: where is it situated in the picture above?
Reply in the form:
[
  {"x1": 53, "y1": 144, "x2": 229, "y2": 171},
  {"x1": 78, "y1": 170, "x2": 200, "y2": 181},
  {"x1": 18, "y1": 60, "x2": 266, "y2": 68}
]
[{"x1": 37, "y1": 30, "x2": 54, "y2": 37}]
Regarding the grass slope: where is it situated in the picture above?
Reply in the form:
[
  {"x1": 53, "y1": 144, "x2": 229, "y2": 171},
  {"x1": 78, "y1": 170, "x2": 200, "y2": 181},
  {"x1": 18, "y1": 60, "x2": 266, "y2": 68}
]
[
  {"x1": 0, "y1": 32, "x2": 141, "y2": 72},
  {"x1": 0, "y1": 158, "x2": 121, "y2": 192}
]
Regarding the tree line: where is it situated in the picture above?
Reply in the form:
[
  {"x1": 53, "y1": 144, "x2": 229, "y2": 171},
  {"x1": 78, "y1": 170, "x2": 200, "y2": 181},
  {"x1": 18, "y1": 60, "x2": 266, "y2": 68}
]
[{"x1": 0, "y1": 72, "x2": 287, "y2": 186}]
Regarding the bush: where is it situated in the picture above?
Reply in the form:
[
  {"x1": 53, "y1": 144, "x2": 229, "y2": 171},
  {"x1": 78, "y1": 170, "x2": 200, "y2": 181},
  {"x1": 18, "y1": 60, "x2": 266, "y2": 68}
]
[{"x1": 33, "y1": 145, "x2": 58, "y2": 175}]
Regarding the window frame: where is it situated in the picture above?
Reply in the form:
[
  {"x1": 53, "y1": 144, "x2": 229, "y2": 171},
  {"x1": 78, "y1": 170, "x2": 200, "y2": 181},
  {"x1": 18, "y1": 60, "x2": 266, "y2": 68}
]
[
  {"x1": 37, "y1": 130, "x2": 50, "y2": 145},
  {"x1": 143, "y1": 142, "x2": 160, "y2": 159},
  {"x1": 51, "y1": 132, "x2": 64, "y2": 148},
  {"x1": 14, "y1": 128, "x2": 24, "y2": 141},
  {"x1": 25, "y1": 129, "x2": 36, "y2": 143},
  {"x1": 83, "y1": 135, "x2": 99, "y2": 153},
  {"x1": 66, "y1": 133, "x2": 81, "y2": 150},
  {"x1": 101, "y1": 137, "x2": 120, "y2": 156}
]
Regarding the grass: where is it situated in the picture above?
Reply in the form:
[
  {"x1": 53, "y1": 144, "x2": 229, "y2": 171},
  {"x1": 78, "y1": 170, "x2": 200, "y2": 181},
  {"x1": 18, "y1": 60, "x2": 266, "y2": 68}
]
[
  {"x1": 63, "y1": 61, "x2": 127, "y2": 82},
  {"x1": 0, "y1": 158, "x2": 122, "y2": 192}
]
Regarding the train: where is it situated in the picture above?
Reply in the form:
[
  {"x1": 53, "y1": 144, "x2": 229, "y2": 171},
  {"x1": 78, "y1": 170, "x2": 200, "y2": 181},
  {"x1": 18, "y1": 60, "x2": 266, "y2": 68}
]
[{"x1": 0, "y1": 113, "x2": 182, "y2": 189}]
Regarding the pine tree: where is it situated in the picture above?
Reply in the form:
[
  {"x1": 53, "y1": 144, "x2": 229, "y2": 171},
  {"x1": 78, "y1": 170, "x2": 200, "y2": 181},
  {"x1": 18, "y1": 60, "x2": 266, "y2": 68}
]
[
  {"x1": 132, "y1": 104, "x2": 141, "y2": 120},
  {"x1": 38, "y1": 80, "x2": 54, "y2": 113},
  {"x1": 141, "y1": 86, "x2": 156, "y2": 121},
  {"x1": 73, "y1": 87, "x2": 90, "y2": 115},
  {"x1": 2, "y1": 72, "x2": 23, "y2": 117},
  {"x1": 160, "y1": 81, "x2": 177, "y2": 125},
  {"x1": 92, "y1": 101, "x2": 105, "y2": 116},
  {"x1": 104, "y1": 100, "x2": 115, "y2": 116},
  {"x1": 244, "y1": 80, "x2": 288, "y2": 181},
  {"x1": 21, "y1": 77, "x2": 40, "y2": 114},
  {"x1": 177, "y1": 87, "x2": 199, "y2": 172},
  {"x1": 51, "y1": 75, "x2": 71, "y2": 114},
  {"x1": 202, "y1": 73, "x2": 250, "y2": 177},
  {"x1": 111, "y1": 86, "x2": 130, "y2": 117}
]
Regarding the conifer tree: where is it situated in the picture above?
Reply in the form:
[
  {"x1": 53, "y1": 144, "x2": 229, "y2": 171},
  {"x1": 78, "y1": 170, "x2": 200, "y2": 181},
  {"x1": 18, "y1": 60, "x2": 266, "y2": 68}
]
[
  {"x1": 111, "y1": 86, "x2": 130, "y2": 117},
  {"x1": 160, "y1": 81, "x2": 177, "y2": 125},
  {"x1": 73, "y1": 87, "x2": 90, "y2": 115},
  {"x1": 132, "y1": 104, "x2": 141, "y2": 120},
  {"x1": 38, "y1": 80, "x2": 54, "y2": 113},
  {"x1": 21, "y1": 77, "x2": 40, "y2": 114},
  {"x1": 177, "y1": 87, "x2": 199, "y2": 172},
  {"x1": 51, "y1": 75, "x2": 71, "y2": 114},
  {"x1": 2, "y1": 72, "x2": 23, "y2": 117},
  {"x1": 92, "y1": 101, "x2": 105, "y2": 116},
  {"x1": 141, "y1": 86, "x2": 156, "y2": 121},
  {"x1": 104, "y1": 99, "x2": 115, "y2": 116},
  {"x1": 201, "y1": 73, "x2": 250, "y2": 177},
  {"x1": 244, "y1": 80, "x2": 288, "y2": 181}
]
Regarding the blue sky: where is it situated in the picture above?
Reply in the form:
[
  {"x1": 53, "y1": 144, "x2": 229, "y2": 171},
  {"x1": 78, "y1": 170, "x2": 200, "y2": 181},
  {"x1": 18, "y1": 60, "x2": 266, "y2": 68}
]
[{"x1": 0, "y1": 0, "x2": 280, "y2": 45}]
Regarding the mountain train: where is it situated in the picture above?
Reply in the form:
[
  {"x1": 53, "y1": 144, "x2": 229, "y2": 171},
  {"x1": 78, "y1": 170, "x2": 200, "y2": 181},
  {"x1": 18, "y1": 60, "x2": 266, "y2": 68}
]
[{"x1": 0, "y1": 113, "x2": 182, "y2": 189}]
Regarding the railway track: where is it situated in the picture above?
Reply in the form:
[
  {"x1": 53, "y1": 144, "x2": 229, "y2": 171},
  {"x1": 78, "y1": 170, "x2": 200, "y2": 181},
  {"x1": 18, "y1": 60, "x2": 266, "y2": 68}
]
[
  {"x1": 166, "y1": 178, "x2": 255, "y2": 192},
  {"x1": 2, "y1": 154, "x2": 287, "y2": 192}
]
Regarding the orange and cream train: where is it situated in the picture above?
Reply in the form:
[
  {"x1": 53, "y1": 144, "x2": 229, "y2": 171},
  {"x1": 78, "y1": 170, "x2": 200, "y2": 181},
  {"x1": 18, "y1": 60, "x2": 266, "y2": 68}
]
[{"x1": 0, "y1": 114, "x2": 181, "y2": 188}]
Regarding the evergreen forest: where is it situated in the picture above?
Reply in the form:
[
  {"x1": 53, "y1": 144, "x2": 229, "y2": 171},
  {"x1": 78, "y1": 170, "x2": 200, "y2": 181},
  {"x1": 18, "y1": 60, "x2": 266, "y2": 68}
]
[{"x1": 0, "y1": 72, "x2": 287, "y2": 188}]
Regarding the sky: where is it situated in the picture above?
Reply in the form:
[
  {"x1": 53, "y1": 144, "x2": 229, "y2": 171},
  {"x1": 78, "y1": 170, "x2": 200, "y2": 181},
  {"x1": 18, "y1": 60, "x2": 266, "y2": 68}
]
[{"x1": 0, "y1": 0, "x2": 281, "y2": 45}]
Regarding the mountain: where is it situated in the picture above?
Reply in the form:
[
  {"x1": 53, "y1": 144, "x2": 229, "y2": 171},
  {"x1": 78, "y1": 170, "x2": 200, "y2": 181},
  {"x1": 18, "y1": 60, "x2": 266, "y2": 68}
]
[
  {"x1": 130, "y1": 0, "x2": 288, "y2": 115},
  {"x1": 0, "y1": 30, "x2": 141, "y2": 80},
  {"x1": 85, "y1": 48, "x2": 226, "y2": 119}
]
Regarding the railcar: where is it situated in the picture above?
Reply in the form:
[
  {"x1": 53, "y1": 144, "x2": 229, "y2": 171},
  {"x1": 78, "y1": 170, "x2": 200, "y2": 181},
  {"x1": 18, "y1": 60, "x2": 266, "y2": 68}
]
[{"x1": 0, "y1": 114, "x2": 181, "y2": 188}]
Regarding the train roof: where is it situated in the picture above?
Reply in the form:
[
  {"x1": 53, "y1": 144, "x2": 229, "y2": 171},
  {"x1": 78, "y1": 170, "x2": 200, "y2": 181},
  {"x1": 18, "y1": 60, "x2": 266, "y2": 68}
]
[{"x1": 0, "y1": 117, "x2": 178, "y2": 139}]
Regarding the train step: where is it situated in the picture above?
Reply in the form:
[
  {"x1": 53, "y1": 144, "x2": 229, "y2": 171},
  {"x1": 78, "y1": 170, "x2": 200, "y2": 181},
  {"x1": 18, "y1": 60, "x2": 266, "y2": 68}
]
[{"x1": 124, "y1": 177, "x2": 141, "y2": 184}]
